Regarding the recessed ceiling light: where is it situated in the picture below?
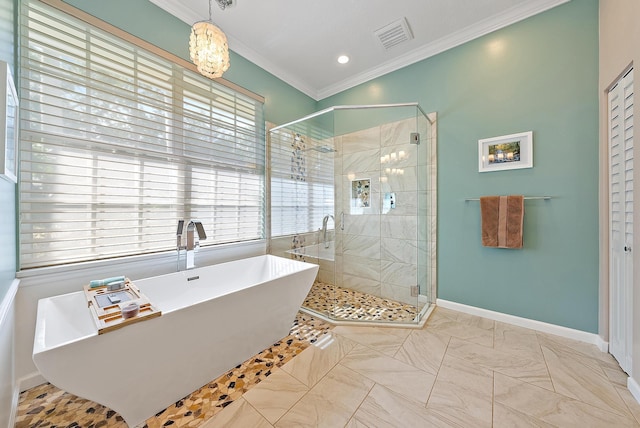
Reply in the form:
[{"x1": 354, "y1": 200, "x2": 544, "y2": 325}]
[{"x1": 337, "y1": 55, "x2": 350, "y2": 64}]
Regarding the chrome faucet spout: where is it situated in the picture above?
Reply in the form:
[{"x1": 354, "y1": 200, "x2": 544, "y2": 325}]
[
  {"x1": 177, "y1": 220, "x2": 207, "y2": 271},
  {"x1": 321, "y1": 215, "x2": 334, "y2": 249}
]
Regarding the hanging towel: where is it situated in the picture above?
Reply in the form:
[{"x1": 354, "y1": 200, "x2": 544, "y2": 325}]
[{"x1": 480, "y1": 195, "x2": 524, "y2": 249}]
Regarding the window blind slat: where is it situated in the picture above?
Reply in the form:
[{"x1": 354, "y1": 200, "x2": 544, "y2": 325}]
[
  {"x1": 19, "y1": 0, "x2": 265, "y2": 269},
  {"x1": 269, "y1": 129, "x2": 334, "y2": 237}
]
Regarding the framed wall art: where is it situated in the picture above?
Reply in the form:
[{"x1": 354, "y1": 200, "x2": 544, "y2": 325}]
[{"x1": 478, "y1": 131, "x2": 532, "y2": 173}]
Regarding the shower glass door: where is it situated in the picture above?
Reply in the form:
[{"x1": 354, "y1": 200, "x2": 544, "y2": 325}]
[
  {"x1": 268, "y1": 112, "x2": 337, "y2": 287},
  {"x1": 268, "y1": 103, "x2": 434, "y2": 325},
  {"x1": 333, "y1": 105, "x2": 424, "y2": 323}
]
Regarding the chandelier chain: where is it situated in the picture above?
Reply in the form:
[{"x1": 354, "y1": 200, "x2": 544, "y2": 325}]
[{"x1": 206, "y1": 0, "x2": 232, "y2": 23}]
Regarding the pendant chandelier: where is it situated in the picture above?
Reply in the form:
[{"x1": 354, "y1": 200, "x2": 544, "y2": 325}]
[{"x1": 189, "y1": 0, "x2": 232, "y2": 79}]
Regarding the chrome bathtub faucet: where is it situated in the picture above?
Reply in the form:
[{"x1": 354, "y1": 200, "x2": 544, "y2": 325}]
[
  {"x1": 321, "y1": 214, "x2": 334, "y2": 249},
  {"x1": 176, "y1": 220, "x2": 207, "y2": 270}
]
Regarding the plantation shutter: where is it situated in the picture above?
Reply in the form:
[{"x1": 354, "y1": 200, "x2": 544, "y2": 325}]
[
  {"x1": 608, "y1": 67, "x2": 634, "y2": 372},
  {"x1": 19, "y1": 0, "x2": 265, "y2": 269}
]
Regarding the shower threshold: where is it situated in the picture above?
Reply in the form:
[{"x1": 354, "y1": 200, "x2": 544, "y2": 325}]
[{"x1": 302, "y1": 282, "x2": 433, "y2": 328}]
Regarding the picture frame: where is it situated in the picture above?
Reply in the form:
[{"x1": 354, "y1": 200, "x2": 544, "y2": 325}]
[
  {"x1": 478, "y1": 131, "x2": 533, "y2": 173},
  {"x1": 0, "y1": 61, "x2": 18, "y2": 183}
]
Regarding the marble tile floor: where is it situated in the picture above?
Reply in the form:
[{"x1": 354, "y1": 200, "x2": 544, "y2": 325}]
[
  {"x1": 204, "y1": 306, "x2": 640, "y2": 427},
  {"x1": 16, "y1": 306, "x2": 640, "y2": 427},
  {"x1": 303, "y1": 281, "x2": 419, "y2": 324},
  {"x1": 14, "y1": 312, "x2": 331, "y2": 428}
]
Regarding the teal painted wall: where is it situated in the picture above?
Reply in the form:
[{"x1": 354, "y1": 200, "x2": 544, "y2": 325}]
[
  {"x1": 32, "y1": 1, "x2": 599, "y2": 332},
  {"x1": 0, "y1": 0, "x2": 15, "y2": 302},
  {"x1": 63, "y1": 0, "x2": 317, "y2": 126},
  {"x1": 319, "y1": 0, "x2": 599, "y2": 332}
]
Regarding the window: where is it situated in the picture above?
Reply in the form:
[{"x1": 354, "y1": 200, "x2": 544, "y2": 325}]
[
  {"x1": 19, "y1": 0, "x2": 265, "y2": 269},
  {"x1": 269, "y1": 128, "x2": 334, "y2": 237}
]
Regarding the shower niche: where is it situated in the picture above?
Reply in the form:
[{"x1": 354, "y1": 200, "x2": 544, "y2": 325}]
[{"x1": 268, "y1": 103, "x2": 437, "y2": 326}]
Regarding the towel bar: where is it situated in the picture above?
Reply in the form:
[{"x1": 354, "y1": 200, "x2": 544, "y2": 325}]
[{"x1": 465, "y1": 196, "x2": 552, "y2": 201}]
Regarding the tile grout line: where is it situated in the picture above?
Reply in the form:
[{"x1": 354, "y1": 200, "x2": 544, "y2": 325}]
[
  {"x1": 349, "y1": 330, "x2": 437, "y2": 381},
  {"x1": 536, "y1": 333, "x2": 557, "y2": 394},
  {"x1": 612, "y1": 384, "x2": 640, "y2": 424},
  {"x1": 345, "y1": 370, "x2": 378, "y2": 428},
  {"x1": 491, "y1": 370, "x2": 496, "y2": 428},
  {"x1": 268, "y1": 378, "x2": 308, "y2": 427},
  {"x1": 422, "y1": 334, "x2": 453, "y2": 409},
  {"x1": 237, "y1": 364, "x2": 297, "y2": 427},
  {"x1": 272, "y1": 331, "x2": 351, "y2": 424},
  {"x1": 267, "y1": 336, "x2": 347, "y2": 427},
  {"x1": 536, "y1": 336, "x2": 635, "y2": 419},
  {"x1": 242, "y1": 398, "x2": 274, "y2": 427}
]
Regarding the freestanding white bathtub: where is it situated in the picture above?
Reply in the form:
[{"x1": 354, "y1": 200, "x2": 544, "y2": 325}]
[{"x1": 32, "y1": 255, "x2": 318, "y2": 427}]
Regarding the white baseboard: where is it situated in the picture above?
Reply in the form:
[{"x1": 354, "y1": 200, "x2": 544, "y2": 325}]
[
  {"x1": 595, "y1": 335, "x2": 609, "y2": 353},
  {"x1": 18, "y1": 372, "x2": 46, "y2": 392},
  {"x1": 628, "y1": 376, "x2": 640, "y2": 404},
  {"x1": 436, "y1": 299, "x2": 605, "y2": 349}
]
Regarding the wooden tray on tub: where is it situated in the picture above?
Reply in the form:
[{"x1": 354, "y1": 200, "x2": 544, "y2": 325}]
[{"x1": 83, "y1": 279, "x2": 161, "y2": 335}]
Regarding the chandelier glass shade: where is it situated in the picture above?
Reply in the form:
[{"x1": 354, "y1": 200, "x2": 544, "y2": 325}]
[
  {"x1": 189, "y1": 0, "x2": 232, "y2": 79},
  {"x1": 189, "y1": 21, "x2": 230, "y2": 79}
]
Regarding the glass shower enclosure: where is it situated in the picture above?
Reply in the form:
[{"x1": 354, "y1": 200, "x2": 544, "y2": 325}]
[{"x1": 268, "y1": 103, "x2": 436, "y2": 326}]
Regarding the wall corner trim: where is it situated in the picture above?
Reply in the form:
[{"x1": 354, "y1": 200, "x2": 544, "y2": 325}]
[{"x1": 436, "y1": 299, "x2": 604, "y2": 348}]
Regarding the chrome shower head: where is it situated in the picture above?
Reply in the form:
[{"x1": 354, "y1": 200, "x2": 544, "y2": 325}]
[{"x1": 304, "y1": 145, "x2": 336, "y2": 153}]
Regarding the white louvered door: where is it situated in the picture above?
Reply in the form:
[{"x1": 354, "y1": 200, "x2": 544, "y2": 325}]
[{"x1": 609, "y1": 68, "x2": 634, "y2": 374}]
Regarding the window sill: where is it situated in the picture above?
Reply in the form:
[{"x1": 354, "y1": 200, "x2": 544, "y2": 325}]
[{"x1": 17, "y1": 240, "x2": 267, "y2": 288}]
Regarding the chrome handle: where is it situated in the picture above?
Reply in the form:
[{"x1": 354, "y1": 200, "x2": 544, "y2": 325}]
[
  {"x1": 176, "y1": 219, "x2": 185, "y2": 249},
  {"x1": 625, "y1": 246, "x2": 632, "y2": 253},
  {"x1": 340, "y1": 212, "x2": 344, "y2": 230}
]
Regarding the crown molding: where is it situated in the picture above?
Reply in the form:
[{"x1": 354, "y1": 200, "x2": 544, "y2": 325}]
[
  {"x1": 150, "y1": 0, "x2": 570, "y2": 101},
  {"x1": 224, "y1": 35, "x2": 320, "y2": 100},
  {"x1": 316, "y1": 0, "x2": 570, "y2": 99},
  {"x1": 149, "y1": 0, "x2": 200, "y2": 24}
]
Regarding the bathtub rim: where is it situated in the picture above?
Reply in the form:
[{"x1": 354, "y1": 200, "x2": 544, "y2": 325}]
[
  {"x1": 33, "y1": 254, "x2": 317, "y2": 355},
  {"x1": 136, "y1": 253, "x2": 315, "y2": 289},
  {"x1": 33, "y1": 290, "x2": 97, "y2": 354}
]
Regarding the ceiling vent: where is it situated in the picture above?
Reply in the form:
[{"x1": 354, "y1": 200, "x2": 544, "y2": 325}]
[{"x1": 374, "y1": 17, "x2": 414, "y2": 51}]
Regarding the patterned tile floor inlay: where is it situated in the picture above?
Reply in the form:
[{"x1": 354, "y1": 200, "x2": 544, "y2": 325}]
[
  {"x1": 15, "y1": 312, "x2": 330, "y2": 428},
  {"x1": 303, "y1": 281, "x2": 420, "y2": 323}
]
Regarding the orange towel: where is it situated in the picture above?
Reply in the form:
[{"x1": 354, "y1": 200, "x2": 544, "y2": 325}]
[{"x1": 480, "y1": 195, "x2": 524, "y2": 248}]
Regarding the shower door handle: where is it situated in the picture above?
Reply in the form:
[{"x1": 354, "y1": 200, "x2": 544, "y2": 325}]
[{"x1": 340, "y1": 212, "x2": 344, "y2": 230}]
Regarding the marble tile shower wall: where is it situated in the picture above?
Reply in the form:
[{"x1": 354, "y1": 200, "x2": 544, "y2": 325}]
[
  {"x1": 269, "y1": 114, "x2": 437, "y2": 311},
  {"x1": 334, "y1": 116, "x2": 437, "y2": 306}
]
